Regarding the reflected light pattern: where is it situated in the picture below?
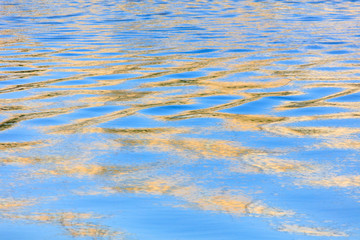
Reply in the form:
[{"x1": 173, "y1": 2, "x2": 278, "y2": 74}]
[{"x1": 1, "y1": 0, "x2": 360, "y2": 239}]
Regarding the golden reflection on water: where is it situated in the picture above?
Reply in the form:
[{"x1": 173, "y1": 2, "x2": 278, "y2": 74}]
[
  {"x1": 278, "y1": 224, "x2": 348, "y2": 237},
  {"x1": 3, "y1": 212, "x2": 122, "y2": 239},
  {"x1": 303, "y1": 175, "x2": 360, "y2": 188},
  {"x1": 109, "y1": 178, "x2": 293, "y2": 217},
  {"x1": 1, "y1": 0, "x2": 360, "y2": 239},
  {"x1": 0, "y1": 198, "x2": 34, "y2": 210},
  {"x1": 0, "y1": 140, "x2": 44, "y2": 150}
]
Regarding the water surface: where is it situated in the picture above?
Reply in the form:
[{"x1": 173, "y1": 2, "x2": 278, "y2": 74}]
[{"x1": 1, "y1": 0, "x2": 360, "y2": 239}]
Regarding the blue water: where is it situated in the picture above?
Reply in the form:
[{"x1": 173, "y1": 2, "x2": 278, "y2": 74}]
[{"x1": 1, "y1": 0, "x2": 360, "y2": 239}]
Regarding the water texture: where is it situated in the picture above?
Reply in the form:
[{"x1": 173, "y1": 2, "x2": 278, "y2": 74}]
[{"x1": 1, "y1": 0, "x2": 360, "y2": 239}]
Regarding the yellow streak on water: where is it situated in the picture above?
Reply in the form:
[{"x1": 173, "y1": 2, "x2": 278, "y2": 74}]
[
  {"x1": 278, "y1": 224, "x2": 348, "y2": 237},
  {"x1": 317, "y1": 139, "x2": 360, "y2": 150},
  {"x1": 115, "y1": 137, "x2": 252, "y2": 159},
  {"x1": 3, "y1": 212, "x2": 122, "y2": 239},
  {"x1": 261, "y1": 126, "x2": 360, "y2": 137},
  {"x1": 110, "y1": 178, "x2": 292, "y2": 217},
  {"x1": 231, "y1": 154, "x2": 315, "y2": 174},
  {"x1": 193, "y1": 196, "x2": 290, "y2": 217},
  {"x1": 304, "y1": 175, "x2": 360, "y2": 187},
  {"x1": 0, "y1": 156, "x2": 45, "y2": 165},
  {"x1": 0, "y1": 198, "x2": 33, "y2": 210},
  {"x1": 0, "y1": 141, "x2": 44, "y2": 151},
  {"x1": 277, "y1": 87, "x2": 360, "y2": 111}
]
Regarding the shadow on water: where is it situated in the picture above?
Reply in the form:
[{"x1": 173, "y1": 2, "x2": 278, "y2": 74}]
[{"x1": 1, "y1": 0, "x2": 360, "y2": 239}]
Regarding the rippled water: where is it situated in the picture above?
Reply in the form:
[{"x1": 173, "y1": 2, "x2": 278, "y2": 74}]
[{"x1": 1, "y1": 0, "x2": 360, "y2": 239}]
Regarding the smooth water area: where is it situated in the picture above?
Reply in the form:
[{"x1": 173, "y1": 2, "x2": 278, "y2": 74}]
[{"x1": 1, "y1": 0, "x2": 360, "y2": 239}]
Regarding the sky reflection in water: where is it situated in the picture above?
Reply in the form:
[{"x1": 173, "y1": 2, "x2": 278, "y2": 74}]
[{"x1": 1, "y1": 0, "x2": 360, "y2": 239}]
